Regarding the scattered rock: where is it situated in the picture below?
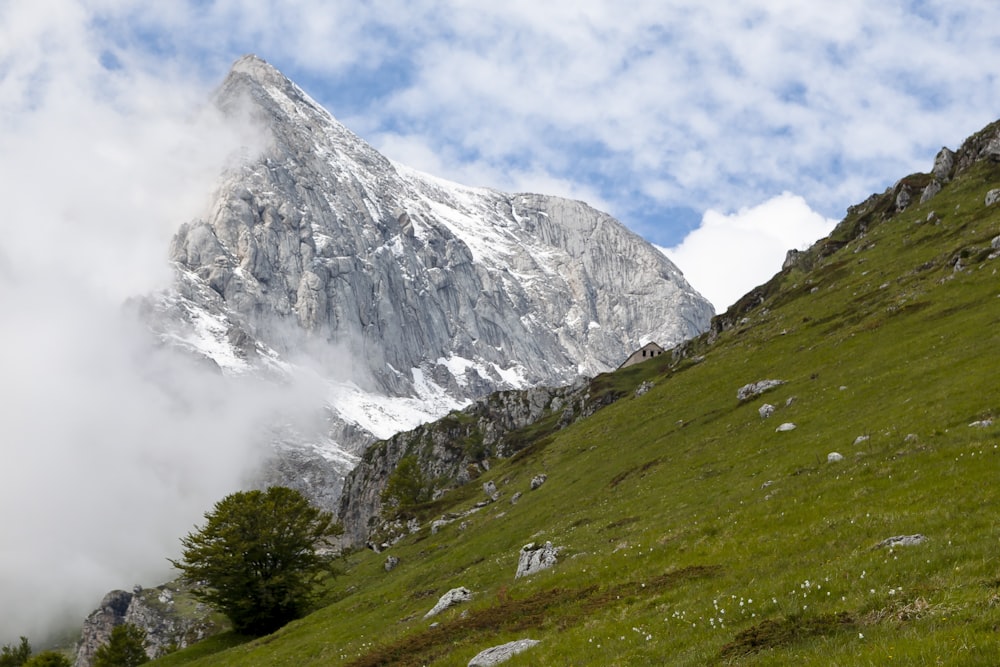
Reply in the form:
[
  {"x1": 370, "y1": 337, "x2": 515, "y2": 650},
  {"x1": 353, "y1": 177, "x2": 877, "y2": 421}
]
[
  {"x1": 635, "y1": 381, "x2": 654, "y2": 397},
  {"x1": 969, "y1": 418, "x2": 993, "y2": 428},
  {"x1": 986, "y1": 189, "x2": 1000, "y2": 207},
  {"x1": 737, "y1": 380, "x2": 786, "y2": 402},
  {"x1": 384, "y1": 555, "x2": 399, "y2": 572},
  {"x1": 785, "y1": 396, "x2": 797, "y2": 407},
  {"x1": 992, "y1": 235, "x2": 1000, "y2": 250},
  {"x1": 483, "y1": 480, "x2": 497, "y2": 498},
  {"x1": 431, "y1": 518, "x2": 453, "y2": 534},
  {"x1": 932, "y1": 147, "x2": 954, "y2": 180},
  {"x1": 515, "y1": 541, "x2": 560, "y2": 579},
  {"x1": 904, "y1": 433, "x2": 919, "y2": 444},
  {"x1": 468, "y1": 639, "x2": 541, "y2": 666},
  {"x1": 424, "y1": 587, "x2": 473, "y2": 618},
  {"x1": 853, "y1": 435, "x2": 870, "y2": 446},
  {"x1": 876, "y1": 534, "x2": 926, "y2": 549},
  {"x1": 510, "y1": 492, "x2": 522, "y2": 505},
  {"x1": 827, "y1": 452, "x2": 844, "y2": 462},
  {"x1": 760, "y1": 480, "x2": 775, "y2": 489},
  {"x1": 775, "y1": 423, "x2": 797, "y2": 432},
  {"x1": 895, "y1": 187, "x2": 912, "y2": 211},
  {"x1": 758, "y1": 403, "x2": 775, "y2": 419},
  {"x1": 920, "y1": 179, "x2": 942, "y2": 203},
  {"x1": 530, "y1": 474, "x2": 547, "y2": 490}
]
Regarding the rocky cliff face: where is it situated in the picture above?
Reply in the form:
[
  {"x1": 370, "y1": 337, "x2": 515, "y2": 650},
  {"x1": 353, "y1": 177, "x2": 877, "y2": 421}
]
[
  {"x1": 73, "y1": 586, "x2": 221, "y2": 667},
  {"x1": 144, "y1": 54, "x2": 713, "y2": 504},
  {"x1": 339, "y1": 377, "x2": 628, "y2": 547}
]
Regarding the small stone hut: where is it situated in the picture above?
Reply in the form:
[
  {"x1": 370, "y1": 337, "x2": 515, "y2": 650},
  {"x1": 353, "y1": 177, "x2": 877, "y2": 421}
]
[{"x1": 618, "y1": 342, "x2": 665, "y2": 370}]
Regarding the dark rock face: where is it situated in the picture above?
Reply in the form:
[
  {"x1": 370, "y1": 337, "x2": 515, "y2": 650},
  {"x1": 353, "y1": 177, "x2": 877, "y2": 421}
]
[{"x1": 339, "y1": 378, "x2": 622, "y2": 546}]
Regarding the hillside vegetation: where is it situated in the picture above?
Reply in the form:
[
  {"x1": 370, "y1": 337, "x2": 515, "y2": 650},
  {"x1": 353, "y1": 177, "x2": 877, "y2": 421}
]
[{"x1": 151, "y1": 137, "x2": 1000, "y2": 665}]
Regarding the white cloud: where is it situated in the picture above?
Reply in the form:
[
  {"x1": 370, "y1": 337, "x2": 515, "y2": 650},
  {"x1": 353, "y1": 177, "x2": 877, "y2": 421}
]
[
  {"x1": 662, "y1": 193, "x2": 837, "y2": 312},
  {"x1": 0, "y1": 0, "x2": 290, "y2": 643}
]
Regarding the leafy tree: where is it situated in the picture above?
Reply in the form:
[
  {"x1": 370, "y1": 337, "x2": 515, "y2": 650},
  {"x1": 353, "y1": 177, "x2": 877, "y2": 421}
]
[
  {"x1": 23, "y1": 651, "x2": 72, "y2": 667},
  {"x1": 381, "y1": 455, "x2": 431, "y2": 513},
  {"x1": 0, "y1": 637, "x2": 31, "y2": 667},
  {"x1": 92, "y1": 624, "x2": 148, "y2": 667},
  {"x1": 171, "y1": 486, "x2": 340, "y2": 636}
]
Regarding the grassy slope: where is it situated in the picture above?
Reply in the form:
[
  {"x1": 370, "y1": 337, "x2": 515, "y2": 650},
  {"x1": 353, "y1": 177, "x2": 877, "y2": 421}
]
[{"x1": 154, "y1": 161, "x2": 1000, "y2": 665}]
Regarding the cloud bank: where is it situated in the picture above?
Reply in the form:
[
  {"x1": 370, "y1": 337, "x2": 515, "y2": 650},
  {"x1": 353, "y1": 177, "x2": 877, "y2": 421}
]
[
  {"x1": 662, "y1": 194, "x2": 838, "y2": 312},
  {"x1": 0, "y1": 4, "x2": 301, "y2": 643}
]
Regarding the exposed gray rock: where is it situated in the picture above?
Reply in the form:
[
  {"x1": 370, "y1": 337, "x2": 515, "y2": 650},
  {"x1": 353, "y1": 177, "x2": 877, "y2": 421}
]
[
  {"x1": 424, "y1": 587, "x2": 473, "y2": 618},
  {"x1": 827, "y1": 452, "x2": 844, "y2": 462},
  {"x1": 483, "y1": 480, "x2": 497, "y2": 498},
  {"x1": 468, "y1": 639, "x2": 541, "y2": 666},
  {"x1": 782, "y1": 249, "x2": 802, "y2": 270},
  {"x1": 510, "y1": 492, "x2": 522, "y2": 504},
  {"x1": 341, "y1": 379, "x2": 618, "y2": 546},
  {"x1": 75, "y1": 591, "x2": 134, "y2": 667},
  {"x1": 431, "y1": 517, "x2": 456, "y2": 535},
  {"x1": 737, "y1": 380, "x2": 785, "y2": 402},
  {"x1": 515, "y1": 541, "x2": 560, "y2": 578},
  {"x1": 530, "y1": 474, "x2": 548, "y2": 490},
  {"x1": 758, "y1": 403, "x2": 775, "y2": 419},
  {"x1": 876, "y1": 534, "x2": 926, "y2": 548},
  {"x1": 969, "y1": 419, "x2": 993, "y2": 428},
  {"x1": 932, "y1": 147, "x2": 955, "y2": 180},
  {"x1": 986, "y1": 189, "x2": 1000, "y2": 207},
  {"x1": 384, "y1": 555, "x2": 399, "y2": 572},
  {"x1": 635, "y1": 380, "x2": 654, "y2": 397},
  {"x1": 775, "y1": 423, "x2": 797, "y2": 432},
  {"x1": 854, "y1": 435, "x2": 870, "y2": 446},
  {"x1": 992, "y1": 235, "x2": 1000, "y2": 251},
  {"x1": 895, "y1": 187, "x2": 912, "y2": 211},
  {"x1": 74, "y1": 586, "x2": 220, "y2": 667},
  {"x1": 919, "y1": 179, "x2": 942, "y2": 203}
]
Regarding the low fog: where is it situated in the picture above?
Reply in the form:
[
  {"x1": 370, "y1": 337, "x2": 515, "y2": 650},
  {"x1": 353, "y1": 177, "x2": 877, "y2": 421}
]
[{"x1": 0, "y1": 50, "x2": 314, "y2": 643}]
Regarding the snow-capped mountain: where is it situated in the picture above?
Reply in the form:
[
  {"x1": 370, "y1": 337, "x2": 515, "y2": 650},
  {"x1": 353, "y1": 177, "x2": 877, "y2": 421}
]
[{"x1": 146, "y1": 55, "x2": 714, "y2": 503}]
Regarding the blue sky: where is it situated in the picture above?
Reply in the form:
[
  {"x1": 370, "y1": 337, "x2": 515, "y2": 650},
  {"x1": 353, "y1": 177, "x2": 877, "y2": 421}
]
[
  {"x1": 3, "y1": 1, "x2": 1000, "y2": 642},
  {"x1": 5, "y1": 2, "x2": 1000, "y2": 308}
]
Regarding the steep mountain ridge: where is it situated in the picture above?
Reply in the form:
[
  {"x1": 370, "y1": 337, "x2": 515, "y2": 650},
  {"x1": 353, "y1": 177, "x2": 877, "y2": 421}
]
[
  {"x1": 147, "y1": 54, "x2": 712, "y2": 503},
  {"x1": 143, "y1": 115, "x2": 1000, "y2": 665}
]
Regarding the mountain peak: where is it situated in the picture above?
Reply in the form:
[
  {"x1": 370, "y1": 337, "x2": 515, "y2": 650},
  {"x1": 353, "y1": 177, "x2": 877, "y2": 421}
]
[{"x1": 226, "y1": 53, "x2": 286, "y2": 87}]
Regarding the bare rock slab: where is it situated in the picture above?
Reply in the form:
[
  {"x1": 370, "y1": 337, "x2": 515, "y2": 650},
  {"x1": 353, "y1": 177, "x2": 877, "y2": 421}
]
[
  {"x1": 876, "y1": 534, "x2": 927, "y2": 549},
  {"x1": 737, "y1": 380, "x2": 786, "y2": 402},
  {"x1": 468, "y1": 639, "x2": 541, "y2": 666},
  {"x1": 425, "y1": 587, "x2": 473, "y2": 618},
  {"x1": 515, "y1": 541, "x2": 560, "y2": 578}
]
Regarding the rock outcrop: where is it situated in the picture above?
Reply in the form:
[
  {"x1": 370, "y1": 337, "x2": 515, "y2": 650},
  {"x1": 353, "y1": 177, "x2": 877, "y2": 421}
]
[
  {"x1": 515, "y1": 542, "x2": 560, "y2": 579},
  {"x1": 74, "y1": 586, "x2": 221, "y2": 667},
  {"x1": 467, "y1": 639, "x2": 541, "y2": 666},
  {"x1": 339, "y1": 376, "x2": 623, "y2": 546},
  {"x1": 424, "y1": 587, "x2": 473, "y2": 618}
]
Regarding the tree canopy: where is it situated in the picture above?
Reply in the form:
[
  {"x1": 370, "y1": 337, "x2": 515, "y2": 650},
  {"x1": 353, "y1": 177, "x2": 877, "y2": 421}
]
[
  {"x1": 92, "y1": 624, "x2": 148, "y2": 667},
  {"x1": 171, "y1": 486, "x2": 340, "y2": 636},
  {"x1": 0, "y1": 638, "x2": 31, "y2": 667},
  {"x1": 24, "y1": 651, "x2": 72, "y2": 667}
]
